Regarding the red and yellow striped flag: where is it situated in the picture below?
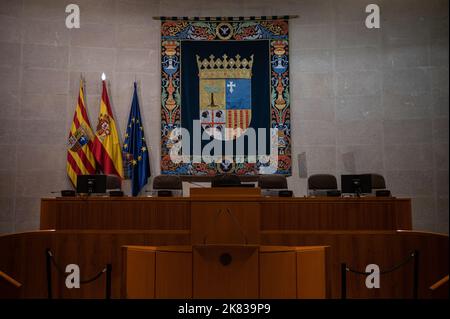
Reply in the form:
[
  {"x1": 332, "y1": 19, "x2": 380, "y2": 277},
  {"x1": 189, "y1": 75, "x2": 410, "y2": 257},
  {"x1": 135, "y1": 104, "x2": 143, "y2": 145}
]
[
  {"x1": 67, "y1": 80, "x2": 97, "y2": 187},
  {"x1": 92, "y1": 80, "x2": 124, "y2": 178}
]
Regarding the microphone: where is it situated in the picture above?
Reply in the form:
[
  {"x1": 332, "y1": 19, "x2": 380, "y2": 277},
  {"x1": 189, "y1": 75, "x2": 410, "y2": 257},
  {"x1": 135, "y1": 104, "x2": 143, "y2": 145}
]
[
  {"x1": 145, "y1": 189, "x2": 177, "y2": 197},
  {"x1": 51, "y1": 190, "x2": 76, "y2": 197},
  {"x1": 144, "y1": 189, "x2": 156, "y2": 196}
]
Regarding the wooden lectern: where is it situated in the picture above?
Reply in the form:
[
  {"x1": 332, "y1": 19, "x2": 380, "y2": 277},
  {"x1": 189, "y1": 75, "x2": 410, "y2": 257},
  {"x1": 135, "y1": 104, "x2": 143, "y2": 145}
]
[
  {"x1": 121, "y1": 187, "x2": 329, "y2": 299},
  {"x1": 121, "y1": 245, "x2": 329, "y2": 299}
]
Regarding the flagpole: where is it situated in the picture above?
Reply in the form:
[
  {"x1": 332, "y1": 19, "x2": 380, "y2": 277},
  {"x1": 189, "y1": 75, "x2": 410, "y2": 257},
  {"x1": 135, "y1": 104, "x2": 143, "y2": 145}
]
[{"x1": 80, "y1": 73, "x2": 85, "y2": 91}]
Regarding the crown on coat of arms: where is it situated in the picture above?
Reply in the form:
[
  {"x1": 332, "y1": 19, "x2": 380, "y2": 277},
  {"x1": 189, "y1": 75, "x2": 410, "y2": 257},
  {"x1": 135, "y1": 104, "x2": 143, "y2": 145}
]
[
  {"x1": 272, "y1": 40, "x2": 287, "y2": 56},
  {"x1": 196, "y1": 54, "x2": 254, "y2": 79}
]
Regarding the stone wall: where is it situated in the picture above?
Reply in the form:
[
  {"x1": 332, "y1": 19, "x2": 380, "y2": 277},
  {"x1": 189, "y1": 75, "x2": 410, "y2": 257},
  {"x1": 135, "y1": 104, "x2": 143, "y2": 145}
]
[{"x1": 0, "y1": 0, "x2": 448, "y2": 233}]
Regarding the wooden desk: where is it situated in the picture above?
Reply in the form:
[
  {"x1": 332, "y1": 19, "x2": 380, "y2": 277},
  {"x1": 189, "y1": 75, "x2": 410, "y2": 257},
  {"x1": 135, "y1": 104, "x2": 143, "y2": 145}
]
[
  {"x1": 40, "y1": 196, "x2": 412, "y2": 231},
  {"x1": 40, "y1": 197, "x2": 191, "y2": 230},
  {"x1": 261, "y1": 197, "x2": 412, "y2": 230}
]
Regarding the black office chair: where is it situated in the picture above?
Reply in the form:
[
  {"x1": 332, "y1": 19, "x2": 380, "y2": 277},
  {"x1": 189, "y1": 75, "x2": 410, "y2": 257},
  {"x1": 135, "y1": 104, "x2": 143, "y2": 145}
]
[
  {"x1": 211, "y1": 174, "x2": 241, "y2": 187},
  {"x1": 370, "y1": 173, "x2": 391, "y2": 197},
  {"x1": 307, "y1": 174, "x2": 340, "y2": 196},
  {"x1": 258, "y1": 175, "x2": 288, "y2": 189},
  {"x1": 152, "y1": 175, "x2": 182, "y2": 190},
  {"x1": 106, "y1": 175, "x2": 121, "y2": 190},
  {"x1": 152, "y1": 175, "x2": 182, "y2": 197},
  {"x1": 370, "y1": 173, "x2": 386, "y2": 189}
]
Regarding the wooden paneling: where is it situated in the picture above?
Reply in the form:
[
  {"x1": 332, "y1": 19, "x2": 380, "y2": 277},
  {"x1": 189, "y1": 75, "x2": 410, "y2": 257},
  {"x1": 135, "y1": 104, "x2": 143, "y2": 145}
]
[
  {"x1": 193, "y1": 245, "x2": 259, "y2": 298},
  {"x1": 0, "y1": 230, "x2": 447, "y2": 298},
  {"x1": 260, "y1": 198, "x2": 412, "y2": 230},
  {"x1": 40, "y1": 199, "x2": 87, "y2": 230},
  {"x1": 296, "y1": 246, "x2": 328, "y2": 299},
  {"x1": 41, "y1": 197, "x2": 190, "y2": 230},
  {"x1": 121, "y1": 246, "x2": 156, "y2": 299},
  {"x1": 191, "y1": 202, "x2": 260, "y2": 244},
  {"x1": 0, "y1": 230, "x2": 190, "y2": 299},
  {"x1": 40, "y1": 197, "x2": 412, "y2": 231},
  {"x1": 121, "y1": 245, "x2": 327, "y2": 299},
  {"x1": 259, "y1": 250, "x2": 297, "y2": 298},
  {"x1": 190, "y1": 187, "x2": 261, "y2": 197},
  {"x1": 261, "y1": 230, "x2": 449, "y2": 299},
  {"x1": 121, "y1": 246, "x2": 193, "y2": 299},
  {"x1": 0, "y1": 231, "x2": 52, "y2": 298},
  {"x1": 258, "y1": 246, "x2": 328, "y2": 299},
  {"x1": 155, "y1": 249, "x2": 192, "y2": 298}
]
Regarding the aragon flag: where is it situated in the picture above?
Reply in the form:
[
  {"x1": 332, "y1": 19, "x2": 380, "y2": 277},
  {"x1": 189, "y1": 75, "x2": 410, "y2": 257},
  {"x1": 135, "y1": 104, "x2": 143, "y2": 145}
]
[
  {"x1": 123, "y1": 82, "x2": 151, "y2": 196},
  {"x1": 67, "y1": 80, "x2": 97, "y2": 187},
  {"x1": 92, "y1": 79, "x2": 124, "y2": 179}
]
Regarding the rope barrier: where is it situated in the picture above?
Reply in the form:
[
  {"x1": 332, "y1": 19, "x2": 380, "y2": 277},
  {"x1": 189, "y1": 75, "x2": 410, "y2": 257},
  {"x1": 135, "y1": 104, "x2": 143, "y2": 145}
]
[
  {"x1": 346, "y1": 251, "x2": 416, "y2": 275},
  {"x1": 47, "y1": 250, "x2": 107, "y2": 284},
  {"x1": 341, "y1": 250, "x2": 420, "y2": 299},
  {"x1": 46, "y1": 249, "x2": 112, "y2": 299}
]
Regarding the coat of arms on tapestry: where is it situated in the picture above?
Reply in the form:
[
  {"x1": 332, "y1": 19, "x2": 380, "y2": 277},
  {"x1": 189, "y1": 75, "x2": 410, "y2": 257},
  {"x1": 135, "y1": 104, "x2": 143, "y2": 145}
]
[{"x1": 160, "y1": 17, "x2": 291, "y2": 176}]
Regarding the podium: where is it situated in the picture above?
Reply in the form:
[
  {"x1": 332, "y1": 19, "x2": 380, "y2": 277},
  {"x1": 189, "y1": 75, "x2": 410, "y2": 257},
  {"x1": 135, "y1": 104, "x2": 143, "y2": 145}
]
[
  {"x1": 193, "y1": 245, "x2": 259, "y2": 298},
  {"x1": 121, "y1": 245, "x2": 329, "y2": 299},
  {"x1": 121, "y1": 187, "x2": 329, "y2": 299}
]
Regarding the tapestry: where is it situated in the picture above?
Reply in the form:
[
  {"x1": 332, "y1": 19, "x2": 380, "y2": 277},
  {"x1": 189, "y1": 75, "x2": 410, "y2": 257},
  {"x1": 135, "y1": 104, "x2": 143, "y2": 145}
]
[{"x1": 160, "y1": 17, "x2": 291, "y2": 176}]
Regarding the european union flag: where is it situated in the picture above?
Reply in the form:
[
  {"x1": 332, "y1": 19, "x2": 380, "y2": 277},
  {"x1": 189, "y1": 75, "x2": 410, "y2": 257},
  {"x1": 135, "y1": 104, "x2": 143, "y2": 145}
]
[{"x1": 123, "y1": 82, "x2": 150, "y2": 196}]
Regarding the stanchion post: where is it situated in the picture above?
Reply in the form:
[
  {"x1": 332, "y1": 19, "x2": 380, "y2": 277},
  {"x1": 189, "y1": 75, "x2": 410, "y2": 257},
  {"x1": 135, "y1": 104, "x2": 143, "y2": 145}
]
[
  {"x1": 413, "y1": 250, "x2": 420, "y2": 299},
  {"x1": 105, "y1": 264, "x2": 112, "y2": 299},
  {"x1": 46, "y1": 249, "x2": 52, "y2": 299},
  {"x1": 341, "y1": 263, "x2": 347, "y2": 299}
]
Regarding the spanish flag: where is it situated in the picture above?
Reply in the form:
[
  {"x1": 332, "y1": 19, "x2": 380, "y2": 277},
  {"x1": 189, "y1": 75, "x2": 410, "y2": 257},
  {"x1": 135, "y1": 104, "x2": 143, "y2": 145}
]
[
  {"x1": 93, "y1": 80, "x2": 124, "y2": 178},
  {"x1": 67, "y1": 80, "x2": 97, "y2": 187}
]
